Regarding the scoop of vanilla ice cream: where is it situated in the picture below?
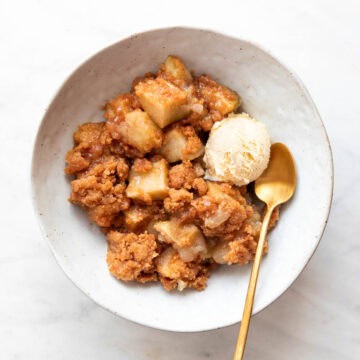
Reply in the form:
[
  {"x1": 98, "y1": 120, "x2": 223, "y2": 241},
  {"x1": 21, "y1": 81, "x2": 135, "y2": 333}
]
[{"x1": 204, "y1": 113, "x2": 271, "y2": 186}]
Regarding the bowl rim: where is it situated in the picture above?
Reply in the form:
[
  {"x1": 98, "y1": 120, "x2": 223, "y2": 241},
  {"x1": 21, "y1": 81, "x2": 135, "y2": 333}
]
[{"x1": 30, "y1": 26, "x2": 334, "y2": 333}]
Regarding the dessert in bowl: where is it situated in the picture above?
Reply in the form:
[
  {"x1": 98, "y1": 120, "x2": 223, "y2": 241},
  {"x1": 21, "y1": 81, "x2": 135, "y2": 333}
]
[
  {"x1": 64, "y1": 55, "x2": 279, "y2": 292},
  {"x1": 31, "y1": 27, "x2": 333, "y2": 331}
]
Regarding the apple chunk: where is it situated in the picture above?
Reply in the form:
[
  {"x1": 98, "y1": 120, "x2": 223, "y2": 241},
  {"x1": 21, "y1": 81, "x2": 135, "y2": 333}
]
[
  {"x1": 195, "y1": 75, "x2": 240, "y2": 115},
  {"x1": 135, "y1": 77, "x2": 190, "y2": 128},
  {"x1": 126, "y1": 159, "x2": 169, "y2": 201},
  {"x1": 109, "y1": 109, "x2": 163, "y2": 154},
  {"x1": 160, "y1": 55, "x2": 192, "y2": 85},
  {"x1": 123, "y1": 205, "x2": 152, "y2": 231},
  {"x1": 158, "y1": 126, "x2": 204, "y2": 163},
  {"x1": 154, "y1": 219, "x2": 208, "y2": 262}
]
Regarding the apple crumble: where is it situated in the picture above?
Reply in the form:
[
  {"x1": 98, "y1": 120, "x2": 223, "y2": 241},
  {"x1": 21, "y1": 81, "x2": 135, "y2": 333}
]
[{"x1": 65, "y1": 56, "x2": 279, "y2": 291}]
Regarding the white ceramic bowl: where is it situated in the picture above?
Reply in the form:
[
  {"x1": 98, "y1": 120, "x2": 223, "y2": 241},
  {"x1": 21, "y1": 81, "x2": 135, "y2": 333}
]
[{"x1": 31, "y1": 27, "x2": 333, "y2": 332}]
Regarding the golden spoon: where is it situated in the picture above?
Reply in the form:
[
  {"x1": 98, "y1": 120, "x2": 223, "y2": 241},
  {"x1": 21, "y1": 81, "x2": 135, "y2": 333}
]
[{"x1": 233, "y1": 143, "x2": 297, "y2": 360}]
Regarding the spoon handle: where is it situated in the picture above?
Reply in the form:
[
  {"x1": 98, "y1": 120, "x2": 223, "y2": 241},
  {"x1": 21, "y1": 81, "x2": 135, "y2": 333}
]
[{"x1": 233, "y1": 205, "x2": 275, "y2": 360}]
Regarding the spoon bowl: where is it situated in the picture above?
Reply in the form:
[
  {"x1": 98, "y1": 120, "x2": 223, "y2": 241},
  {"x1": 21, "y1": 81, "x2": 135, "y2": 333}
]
[{"x1": 255, "y1": 143, "x2": 297, "y2": 207}]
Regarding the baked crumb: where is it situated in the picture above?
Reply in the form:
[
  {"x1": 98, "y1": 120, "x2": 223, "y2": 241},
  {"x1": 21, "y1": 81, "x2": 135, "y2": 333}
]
[
  {"x1": 195, "y1": 75, "x2": 240, "y2": 116},
  {"x1": 191, "y1": 182, "x2": 249, "y2": 240},
  {"x1": 224, "y1": 237, "x2": 253, "y2": 265},
  {"x1": 116, "y1": 158, "x2": 129, "y2": 181},
  {"x1": 65, "y1": 122, "x2": 108, "y2": 174},
  {"x1": 164, "y1": 188, "x2": 193, "y2": 214},
  {"x1": 69, "y1": 156, "x2": 130, "y2": 227},
  {"x1": 107, "y1": 231, "x2": 158, "y2": 282},
  {"x1": 124, "y1": 202, "x2": 165, "y2": 232},
  {"x1": 104, "y1": 93, "x2": 141, "y2": 123},
  {"x1": 169, "y1": 161, "x2": 197, "y2": 189},
  {"x1": 180, "y1": 126, "x2": 204, "y2": 157},
  {"x1": 132, "y1": 158, "x2": 153, "y2": 173},
  {"x1": 156, "y1": 248, "x2": 211, "y2": 291},
  {"x1": 192, "y1": 178, "x2": 208, "y2": 196}
]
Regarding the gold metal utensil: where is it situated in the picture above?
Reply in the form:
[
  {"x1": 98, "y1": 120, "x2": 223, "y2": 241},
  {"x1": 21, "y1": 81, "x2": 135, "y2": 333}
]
[{"x1": 233, "y1": 143, "x2": 297, "y2": 360}]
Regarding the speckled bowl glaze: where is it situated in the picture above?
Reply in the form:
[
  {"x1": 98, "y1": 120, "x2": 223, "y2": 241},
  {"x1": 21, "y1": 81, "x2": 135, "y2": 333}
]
[{"x1": 31, "y1": 27, "x2": 333, "y2": 332}]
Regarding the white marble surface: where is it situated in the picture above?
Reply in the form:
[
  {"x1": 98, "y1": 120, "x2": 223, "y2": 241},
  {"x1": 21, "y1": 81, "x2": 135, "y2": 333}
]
[{"x1": 1, "y1": 0, "x2": 359, "y2": 358}]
